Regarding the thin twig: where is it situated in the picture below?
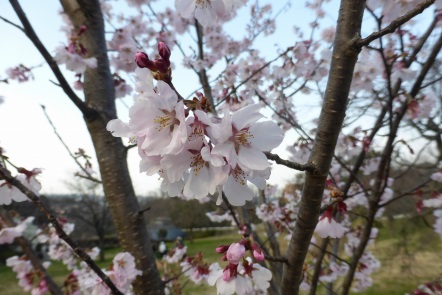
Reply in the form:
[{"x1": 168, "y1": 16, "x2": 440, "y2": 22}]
[
  {"x1": 356, "y1": 0, "x2": 435, "y2": 48},
  {"x1": 309, "y1": 241, "x2": 350, "y2": 265},
  {"x1": 221, "y1": 193, "x2": 241, "y2": 228},
  {"x1": 264, "y1": 152, "x2": 316, "y2": 173},
  {"x1": 0, "y1": 15, "x2": 24, "y2": 32},
  {"x1": 8, "y1": 0, "x2": 98, "y2": 120},
  {"x1": 41, "y1": 105, "x2": 102, "y2": 184}
]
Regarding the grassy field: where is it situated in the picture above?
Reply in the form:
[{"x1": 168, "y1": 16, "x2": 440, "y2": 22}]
[{"x1": 0, "y1": 218, "x2": 441, "y2": 294}]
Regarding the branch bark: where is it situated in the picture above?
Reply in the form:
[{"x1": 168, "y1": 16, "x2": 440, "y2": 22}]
[
  {"x1": 58, "y1": 1, "x2": 164, "y2": 294},
  {"x1": 280, "y1": 1, "x2": 366, "y2": 294}
]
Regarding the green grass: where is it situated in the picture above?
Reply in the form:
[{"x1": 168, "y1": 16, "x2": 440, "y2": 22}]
[{"x1": 0, "y1": 223, "x2": 441, "y2": 295}]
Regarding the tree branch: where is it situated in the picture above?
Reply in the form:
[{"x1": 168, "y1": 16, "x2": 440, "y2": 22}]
[
  {"x1": 356, "y1": 0, "x2": 435, "y2": 48},
  {"x1": 41, "y1": 105, "x2": 102, "y2": 184},
  {"x1": 265, "y1": 152, "x2": 316, "y2": 173},
  {"x1": 280, "y1": 1, "x2": 366, "y2": 294},
  {"x1": 8, "y1": 0, "x2": 98, "y2": 120},
  {"x1": 0, "y1": 165, "x2": 123, "y2": 295}
]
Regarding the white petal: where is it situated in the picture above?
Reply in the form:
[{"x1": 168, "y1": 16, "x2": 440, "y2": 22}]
[
  {"x1": 223, "y1": 175, "x2": 254, "y2": 206},
  {"x1": 184, "y1": 166, "x2": 210, "y2": 199},
  {"x1": 232, "y1": 104, "x2": 264, "y2": 131},
  {"x1": 107, "y1": 119, "x2": 132, "y2": 137},
  {"x1": 249, "y1": 121, "x2": 284, "y2": 151},
  {"x1": 237, "y1": 146, "x2": 269, "y2": 171}
]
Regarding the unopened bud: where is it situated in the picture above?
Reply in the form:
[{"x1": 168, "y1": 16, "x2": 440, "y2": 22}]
[
  {"x1": 251, "y1": 243, "x2": 265, "y2": 261},
  {"x1": 135, "y1": 52, "x2": 153, "y2": 69},
  {"x1": 158, "y1": 42, "x2": 171, "y2": 65},
  {"x1": 216, "y1": 245, "x2": 229, "y2": 254}
]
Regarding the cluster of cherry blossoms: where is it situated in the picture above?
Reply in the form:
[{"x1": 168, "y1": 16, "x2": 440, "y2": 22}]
[
  {"x1": 0, "y1": 167, "x2": 42, "y2": 205},
  {"x1": 1, "y1": 209, "x2": 141, "y2": 294},
  {"x1": 0, "y1": 216, "x2": 34, "y2": 244},
  {"x1": 107, "y1": 43, "x2": 284, "y2": 206},
  {"x1": 207, "y1": 238, "x2": 271, "y2": 295},
  {"x1": 6, "y1": 256, "x2": 50, "y2": 295},
  {"x1": 54, "y1": 24, "x2": 97, "y2": 82}
]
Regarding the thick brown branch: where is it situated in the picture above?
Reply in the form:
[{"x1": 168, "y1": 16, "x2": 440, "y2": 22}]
[
  {"x1": 357, "y1": 0, "x2": 435, "y2": 48},
  {"x1": 280, "y1": 1, "x2": 366, "y2": 294},
  {"x1": 264, "y1": 255, "x2": 288, "y2": 264},
  {"x1": 0, "y1": 165, "x2": 123, "y2": 295}
]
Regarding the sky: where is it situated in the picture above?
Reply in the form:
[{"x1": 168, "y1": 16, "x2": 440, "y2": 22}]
[{"x1": 0, "y1": 1, "x2": 434, "y2": 196}]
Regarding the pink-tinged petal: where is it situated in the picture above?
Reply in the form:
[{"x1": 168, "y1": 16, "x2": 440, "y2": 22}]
[
  {"x1": 184, "y1": 166, "x2": 210, "y2": 199},
  {"x1": 155, "y1": 81, "x2": 178, "y2": 111},
  {"x1": 249, "y1": 121, "x2": 284, "y2": 151},
  {"x1": 211, "y1": 0, "x2": 226, "y2": 18},
  {"x1": 161, "y1": 152, "x2": 192, "y2": 183},
  {"x1": 139, "y1": 155, "x2": 161, "y2": 175},
  {"x1": 247, "y1": 167, "x2": 270, "y2": 189},
  {"x1": 235, "y1": 275, "x2": 253, "y2": 295},
  {"x1": 208, "y1": 166, "x2": 229, "y2": 195},
  {"x1": 161, "y1": 178, "x2": 184, "y2": 197},
  {"x1": 216, "y1": 110, "x2": 233, "y2": 143},
  {"x1": 141, "y1": 128, "x2": 170, "y2": 153},
  {"x1": 175, "y1": 0, "x2": 197, "y2": 18},
  {"x1": 315, "y1": 217, "x2": 345, "y2": 239},
  {"x1": 223, "y1": 175, "x2": 254, "y2": 206},
  {"x1": 195, "y1": 6, "x2": 215, "y2": 27},
  {"x1": 207, "y1": 263, "x2": 223, "y2": 286},
  {"x1": 106, "y1": 119, "x2": 132, "y2": 137},
  {"x1": 162, "y1": 122, "x2": 187, "y2": 156},
  {"x1": 212, "y1": 141, "x2": 236, "y2": 167},
  {"x1": 237, "y1": 146, "x2": 269, "y2": 171},
  {"x1": 232, "y1": 104, "x2": 264, "y2": 131}
]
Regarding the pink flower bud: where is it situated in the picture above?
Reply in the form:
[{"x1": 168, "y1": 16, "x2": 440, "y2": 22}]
[
  {"x1": 226, "y1": 243, "x2": 245, "y2": 265},
  {"x1": 216, "y1": 245, "x2": 229, "y2": 254},
  {"x1": 135, "y1": 52, "x2": 153, "y2": 69},
  {"x1": 158, "y1": 42, "x2": 171, "y2": 64},
  {"x1": 251, "y1": 243, "x2": 265, "y2": 261}
]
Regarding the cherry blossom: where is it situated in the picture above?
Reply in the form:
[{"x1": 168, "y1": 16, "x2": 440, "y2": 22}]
[
  {"x1": 175, "y1": 0, "x2": 226, "y2": 27},
  {"x1": 54, "y1": 46, "x2": 97, "y2": 74},
  {"x1": 315, "y1": 207, "x2": 347, "y2": 239},
  {"x1": 0, "y1": 168, "x2": 42, "y2": 205},
  {"x1": 0, "y1": 217, "x2": 35, "y2": 244},
  {"x1": 180, "y1": 252, "x2": 211, "y2": 285}
]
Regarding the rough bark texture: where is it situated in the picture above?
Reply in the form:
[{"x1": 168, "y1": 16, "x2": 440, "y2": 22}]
[
  {"x1": 280, "y1": 1, "x2": 366, "y2": 294},
  {"x1": 59, "y1": 1, "x2": 163, "y2": 294}
]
